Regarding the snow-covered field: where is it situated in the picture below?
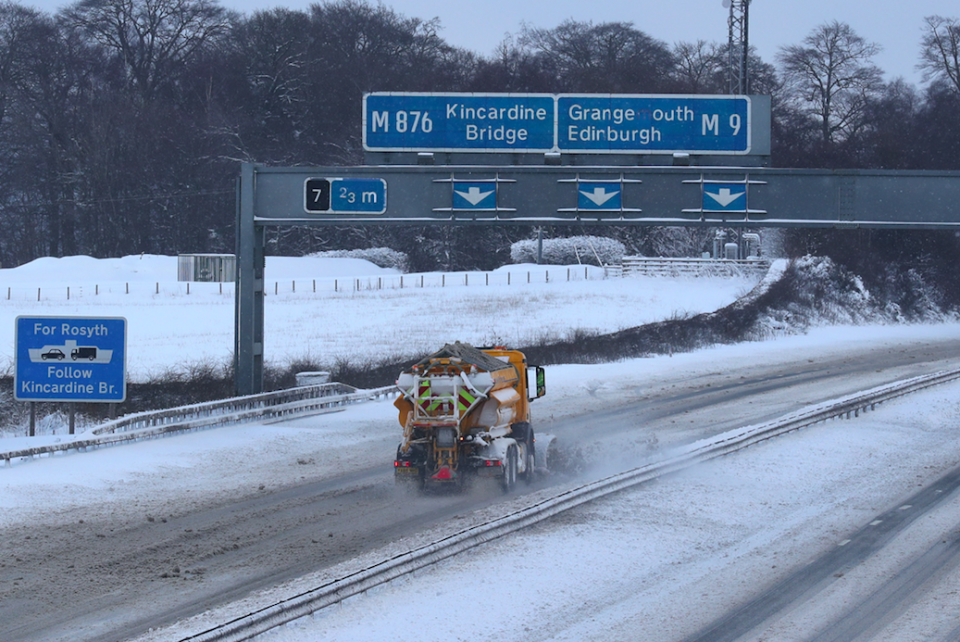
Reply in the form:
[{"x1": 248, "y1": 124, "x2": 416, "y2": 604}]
[
  {"x1": 5, "y1": 255, "x2": 960, "y2": 641},
  {"x1": 0, "y1": 255, "x2": 758, "y2": 382}
]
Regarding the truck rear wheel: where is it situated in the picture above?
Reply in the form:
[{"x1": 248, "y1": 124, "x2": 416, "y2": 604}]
[
  {"x1": 501, "y1": 446, "x2": 517, "y2": 493},
  {"x1": 522, "y1": 448, "x2": 536, "y2": 485}
]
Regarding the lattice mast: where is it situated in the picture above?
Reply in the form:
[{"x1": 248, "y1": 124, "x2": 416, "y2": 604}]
[{"x1": 725, "y1": 0, "x2": 751, "y2": 95}]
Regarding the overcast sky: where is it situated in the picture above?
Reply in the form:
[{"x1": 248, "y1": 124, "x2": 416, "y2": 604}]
[{"x1": 24, "y1": 0, "x2": 958, "y2": 86}]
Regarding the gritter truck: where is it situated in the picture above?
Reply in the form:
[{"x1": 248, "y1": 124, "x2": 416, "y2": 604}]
[{"x1": 393, "y1": 342, "x2": 546, "y2": 492}]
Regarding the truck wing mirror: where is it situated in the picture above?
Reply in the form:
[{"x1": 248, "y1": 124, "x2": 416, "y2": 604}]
[{"x1": 527, "y1": 365, "x2": 546, "y2": 401}]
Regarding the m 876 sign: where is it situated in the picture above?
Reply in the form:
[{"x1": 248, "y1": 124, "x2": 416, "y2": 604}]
[{"x1": 364, "y1": 93, "x2": 555, "y2": 153}]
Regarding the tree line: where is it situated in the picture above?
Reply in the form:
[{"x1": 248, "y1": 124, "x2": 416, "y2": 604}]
[{"x1": 0, "y1": 0, "x2": 958, "y2": 270}]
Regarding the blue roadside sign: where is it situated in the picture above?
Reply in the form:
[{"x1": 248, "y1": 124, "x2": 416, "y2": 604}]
[
  {"x1": 557, "y1": 95, "x2": 751, "y2": 154},
  {"x1": 15, "y1": 316, "x2": 127, "y2": 402},
  {"x1": 364, "y1": 93, "x2": 555, "y2": 152}
]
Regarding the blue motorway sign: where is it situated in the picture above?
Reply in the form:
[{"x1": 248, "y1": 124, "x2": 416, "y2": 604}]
[
  {"x1": 557, "y1": 95, "x2": 751, "y2": 154},
  {"x1": 452, "y1": 182, "x2": 497, "y2": 210},
  {"x1": 364, "y1": 93, "x2": 555, "y2": 152},
  {"x1": 16, "y1": 316, "x2": 127, "y2": 402},
  {"x1": 304, "y1": 177, "x2": 386, "y2": 214},
  {"x1": 703, "y1": 183, "x2": 748, "y2": 212},
  {"x1": 365, "y1": 93, "x2": 758, "y2": 155},
  {"x1": 578, "y1": 183, "x2": 622, "y2": 210}
]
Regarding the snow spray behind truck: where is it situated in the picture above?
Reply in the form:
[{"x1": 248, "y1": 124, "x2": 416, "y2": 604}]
[{"x1": 393, "y1": 342, "x2": 546, "y2": 492}]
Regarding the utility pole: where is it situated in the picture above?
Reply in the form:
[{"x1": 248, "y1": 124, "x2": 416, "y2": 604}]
[{"x1": 724, "y1": 0, "x2": 751, "y2": 95}]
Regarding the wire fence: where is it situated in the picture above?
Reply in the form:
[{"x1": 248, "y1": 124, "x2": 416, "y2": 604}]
[{"x1": 0, "y1": 265, "x2": 608, "y2": 302}]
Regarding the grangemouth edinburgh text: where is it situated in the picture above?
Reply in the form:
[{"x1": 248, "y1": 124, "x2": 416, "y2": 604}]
[{"x1": 565, "y1": 125, "x2": 662, "y2": 145}]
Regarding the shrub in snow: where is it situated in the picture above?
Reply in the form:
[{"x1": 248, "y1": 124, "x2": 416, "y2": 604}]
[
  {"x1": 308, "y1": 248, "x2": 409, "y2": 272},
  {"x1": 510, "y1": 236, "x2": 626, "y2": 266}
]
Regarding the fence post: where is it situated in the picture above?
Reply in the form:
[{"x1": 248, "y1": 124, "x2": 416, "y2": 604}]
[
  {"x1": 486, "y1": 273, "x2": 489, "y2": 286},
  {"x1": 465, "y1": 274, "x2": 468, "y2": 286},
  {"x1": 527, "y1": 271, "x2": 530, "y2": 284},
  {"x1": 67, "y1": 286, "x2": 70, "y2": 300},
  {"x1": 187, "y1": 283, "x2": 190, "y2": 295},
  {"x1": 313, "y1": 279, "x2": 316, "y2": 293},
  {"x1": 126, "y1": 282, "x2": 129, "y2": 294},
  {"x1": 442, "y1": 274, "x2": 445, "y2": 287},
  {"x1": 546, "y1": 270, "x2": 549, "y2": 283},
  {"x1": 508, "y1": 273, "x2": 511, "y2": 285},
  {"x1": 155, "y1": 282, "x2": 158, "y2": 294},
  {"x1": 37, "y1": 288, "x2": 40, "y2": 301},
  {"x1": 292, "y1": 280, "x2": 296, "y2": 293}
]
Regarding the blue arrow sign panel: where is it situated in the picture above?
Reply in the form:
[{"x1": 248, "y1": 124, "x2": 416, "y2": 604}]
[
  {"x1": 557, "y1": 95, "x2": 751, "y2": 154},
  {"x1": 452, "y1": 182, "x2": 497, "y2": 210},
  {"x1": 364, "y1": 93, "x2": 555, "y2": 152},
  {"x1": 16, "y1": 316, "x2": 127, "y2": 402},
  {"x1": 703, "y1": 183, "x2": 748, "y2": 212},
  {"x1": 578, "y1": 183, "x2": 622, "y2": 210}
]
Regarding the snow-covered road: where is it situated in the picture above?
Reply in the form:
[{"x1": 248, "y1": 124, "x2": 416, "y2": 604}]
[
  {"x1": 243, "y1": 332, "x2": 960, "y2": 642},
  {"x1": 3, "y1": 323, "x2": 952, "y2": 642}
]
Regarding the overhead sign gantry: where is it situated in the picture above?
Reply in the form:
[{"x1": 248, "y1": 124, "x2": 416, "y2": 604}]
[{"x1": 234, "y1": 92, "x2": 960, "y2": 396}]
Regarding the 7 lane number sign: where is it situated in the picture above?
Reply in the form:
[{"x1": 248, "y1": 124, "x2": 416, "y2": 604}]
[{"x1": 304, "y1": 177, "x2": 387, "y2": 215}]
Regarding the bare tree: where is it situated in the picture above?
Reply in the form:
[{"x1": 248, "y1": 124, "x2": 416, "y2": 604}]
[
  {"x1": 64, "y1": 0, "x2": 233, "y2": 102},
  {"x1": 519, "y1": 20, "x2": 677, "y2": 93},
  {"x1": 777, "y1": 21, "x2": 883, "y2": 144},
  {"x1": 673, "y1": 40, "x2": 725, "y2": 93},
  {"x1": 919, "y1": 15, "x2": 960, "y2": 95}
]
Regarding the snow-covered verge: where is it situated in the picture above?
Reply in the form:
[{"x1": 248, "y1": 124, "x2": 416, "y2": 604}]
[
  {"x1": 0, "y1": 255, "x2": 759, "y2": 384},
  {"x1": 751, "y1": 255, "x2": 959, "y2": 338}
]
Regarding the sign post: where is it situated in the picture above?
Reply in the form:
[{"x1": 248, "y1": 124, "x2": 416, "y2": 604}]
[{"x1": 15, "y1": 316, "x2": 127, "y2": 404}]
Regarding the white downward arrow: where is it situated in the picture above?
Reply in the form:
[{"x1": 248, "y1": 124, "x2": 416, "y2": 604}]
[
  {"x1": 581, "y1": 187, "x2": 619, "y2": 206},
  {"x1": 706, "y1": 188, "x2": 745, "y2": 207},
  {"x1": 455, "y1": 187, "x2": 495, "y2": 206}
]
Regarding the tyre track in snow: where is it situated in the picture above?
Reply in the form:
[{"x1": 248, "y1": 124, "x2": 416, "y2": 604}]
[
  {"x1": 681, "y1": 464, "x2": 960, "y2": 642},
  {"x1": 3, "y1": 338, "x2": 960, "y2": 642}
]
